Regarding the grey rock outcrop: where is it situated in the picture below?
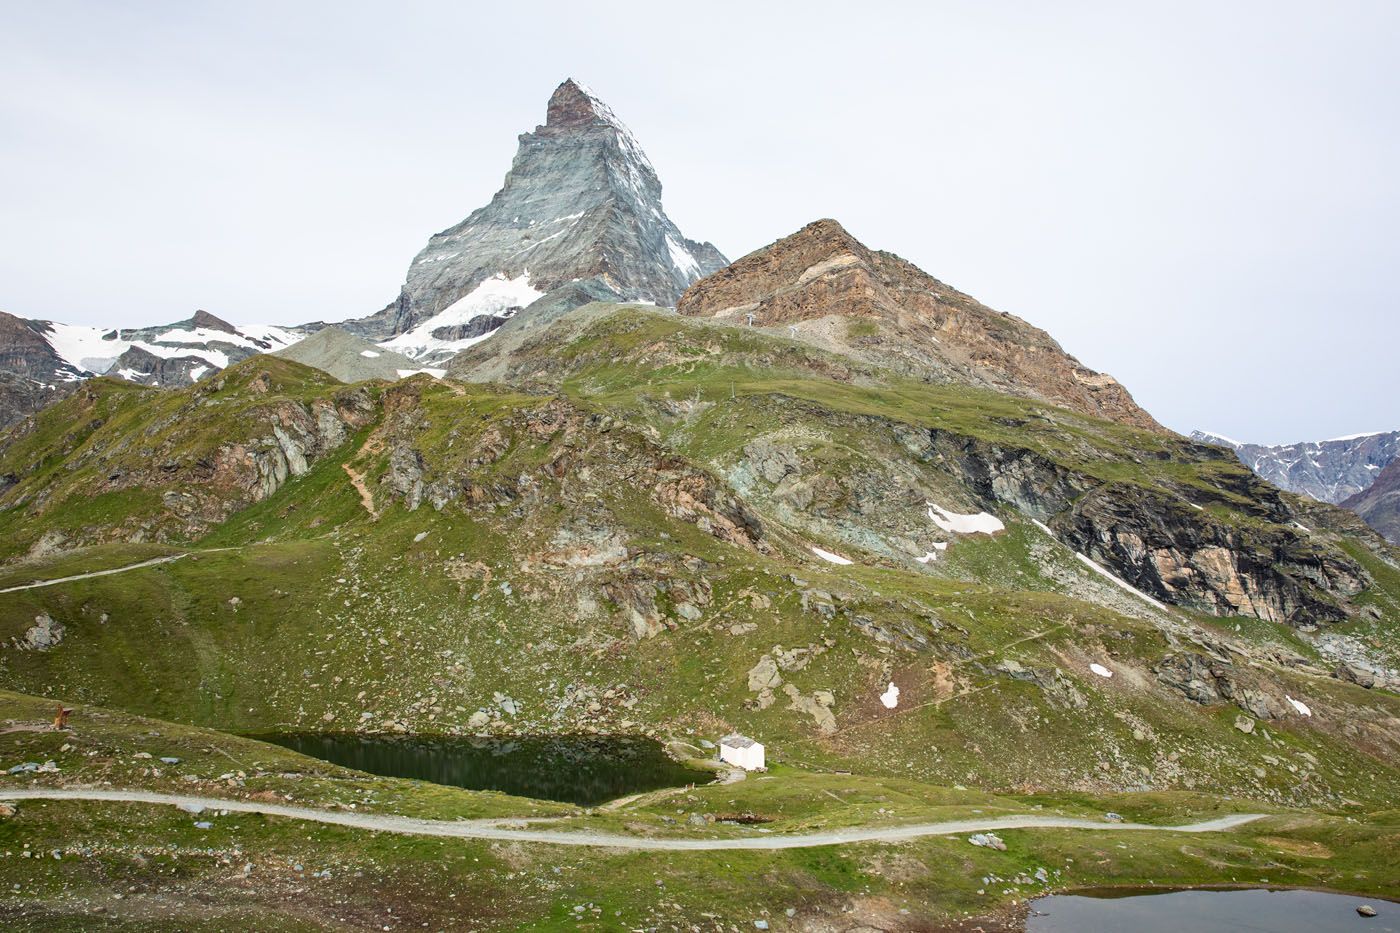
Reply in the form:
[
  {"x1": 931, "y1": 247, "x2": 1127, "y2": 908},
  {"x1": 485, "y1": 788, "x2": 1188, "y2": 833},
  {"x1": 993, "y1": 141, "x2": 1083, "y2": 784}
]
[
  {"x1": 18, "y1": 612, "x2": 65, "y2": 651},
  {"x1": 219, "y1": 394, "x2": 371, "y2": 504},
  {"x1": 385, "y1": 443, "x2": 427, "y2": 512},
  {"x1": 273, "y1": 327, "x2": 425, "y2": 383},
  {"x1": 1153, "y1": 652, "x2": 1284, "y2": 719}
]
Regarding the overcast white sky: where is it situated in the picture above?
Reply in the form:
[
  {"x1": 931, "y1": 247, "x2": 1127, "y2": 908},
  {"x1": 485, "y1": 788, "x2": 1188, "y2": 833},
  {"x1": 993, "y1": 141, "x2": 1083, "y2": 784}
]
[{"x1": 2, "y1": 1, "x2": 1396, "y2": 443}]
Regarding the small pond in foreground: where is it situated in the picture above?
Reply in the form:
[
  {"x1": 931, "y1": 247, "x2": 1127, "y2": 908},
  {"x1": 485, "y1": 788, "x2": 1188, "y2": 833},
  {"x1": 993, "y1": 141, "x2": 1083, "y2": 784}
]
[
  {"x1": 1027, "y1": 887, "x2": 1397, "y2": 932},
  {"x1": 255, "y1": 733, "x2": 703, "y2": 806}
]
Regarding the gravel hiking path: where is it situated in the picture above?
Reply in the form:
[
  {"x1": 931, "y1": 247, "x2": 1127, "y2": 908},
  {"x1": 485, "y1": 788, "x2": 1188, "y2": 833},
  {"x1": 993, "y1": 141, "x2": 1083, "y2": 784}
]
[{"x1": 0, "y1": 787, "x2": 1265, "y2": 851}]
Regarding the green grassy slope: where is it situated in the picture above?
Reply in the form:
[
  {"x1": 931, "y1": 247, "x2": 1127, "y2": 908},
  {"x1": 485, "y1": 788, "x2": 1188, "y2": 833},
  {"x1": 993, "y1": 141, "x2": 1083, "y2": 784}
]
[
  {"x1": 0, "y1": 307, "x2": 1398, "y2": 929},
  {"x1": 0, "y1": 351, "x2": 1395, "y2": 808}
]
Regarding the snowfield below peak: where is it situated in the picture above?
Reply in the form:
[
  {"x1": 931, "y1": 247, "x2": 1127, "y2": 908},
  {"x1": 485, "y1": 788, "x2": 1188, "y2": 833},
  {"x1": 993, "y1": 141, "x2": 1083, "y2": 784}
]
[{"x1": 380, "y1": 273, "x2": 543, "y2": 362}]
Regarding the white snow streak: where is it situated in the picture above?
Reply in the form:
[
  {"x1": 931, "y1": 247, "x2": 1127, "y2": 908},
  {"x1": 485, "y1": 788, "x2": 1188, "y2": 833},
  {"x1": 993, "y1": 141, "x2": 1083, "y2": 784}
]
[
  {"x1": 1073, "y1": 553, "x2": 1168, "y2": 611},
  {"x1": 1197, "y1": 430, "x2": 1243, "y2": 447},
  {"x1": 811, "y1": 546, "x2": 854, "y2": 566},
  {"x1": 915, "y1": 543, "x2": 949, "y2": 564},
  {"x1": 665, "y1": 234, "x2": 701, "y2": 278}
]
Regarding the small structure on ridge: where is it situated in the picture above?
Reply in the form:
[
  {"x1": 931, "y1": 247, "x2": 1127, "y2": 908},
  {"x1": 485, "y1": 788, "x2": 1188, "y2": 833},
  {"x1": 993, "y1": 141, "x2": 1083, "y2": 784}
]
[{"x1": 719, "y1": 734, "x2": 765, "y2": 771}]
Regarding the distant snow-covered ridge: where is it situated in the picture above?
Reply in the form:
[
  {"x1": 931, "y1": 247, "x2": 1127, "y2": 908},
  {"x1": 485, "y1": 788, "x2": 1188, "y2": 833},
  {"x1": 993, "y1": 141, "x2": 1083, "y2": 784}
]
[
  {"x1": 30, "y1": 310, "x2": 303, "y2": 389},
  {"x1": 7, "y1": 279, "x2": 541, "y2": 397},
  {"x1": 40, "y1": 317, "x2": 301, "y2": 384},
  {"x1": 1190, "y1": 428, "x2": 1400, "y2": 505}
]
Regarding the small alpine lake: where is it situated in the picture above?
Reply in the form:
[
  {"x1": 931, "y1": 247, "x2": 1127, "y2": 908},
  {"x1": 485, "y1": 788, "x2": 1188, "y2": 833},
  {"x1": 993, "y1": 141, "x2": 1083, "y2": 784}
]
[
  {"x1": 1026, "y1": 887, "x2": 1398, "y2": 932},
  {"x1": 253, "y1": 733, "x2": 705, "y2": 806}
]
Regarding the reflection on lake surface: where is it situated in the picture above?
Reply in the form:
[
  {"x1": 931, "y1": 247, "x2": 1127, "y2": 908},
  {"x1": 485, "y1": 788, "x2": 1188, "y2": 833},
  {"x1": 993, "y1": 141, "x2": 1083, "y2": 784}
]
[
  {"x1": 1027, "y1": 887, "x2": 1397, "y2": 932},
  {"x1": 256, "y1": 733, "x2": 702, "y2": 806}
]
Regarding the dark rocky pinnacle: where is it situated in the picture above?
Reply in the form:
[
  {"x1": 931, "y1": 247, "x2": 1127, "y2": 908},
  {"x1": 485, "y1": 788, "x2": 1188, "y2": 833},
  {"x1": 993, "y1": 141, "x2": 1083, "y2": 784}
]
[{"x1": 546, "y1": 78, "x2": 605, "y2": 128}]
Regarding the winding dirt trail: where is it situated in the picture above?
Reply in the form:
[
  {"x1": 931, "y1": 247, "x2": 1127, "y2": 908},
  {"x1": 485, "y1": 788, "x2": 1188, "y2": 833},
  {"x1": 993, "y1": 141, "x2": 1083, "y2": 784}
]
[
  {"x1": 0, "y1": 547, "x2": 250, "y2": 595},
  {"x1": 341, "y1": 463, "x2": 379, "y2": 518},
  {"x1": 0, "y1": 555, "x2": 187, "y2": 594},
  {"x1": 0, "y1": 787, "x2": 1265, "y2": 851}
]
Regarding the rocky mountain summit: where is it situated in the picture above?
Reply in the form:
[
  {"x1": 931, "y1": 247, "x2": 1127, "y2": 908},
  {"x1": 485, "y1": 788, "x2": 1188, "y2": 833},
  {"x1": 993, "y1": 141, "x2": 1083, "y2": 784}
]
[
  {"x1": 1344, "y1": 458, "x2": 1400, "y2": 544},
  {"x1": 0, "y1": 79, "x2": 721, "y2": 397},
  {"x1": 677, "y1": 219, "x2": 1161, "y2": 431},
  {"x1": 336, "y1": 79, "x2": 726, "y2": 362},
  {"x1": 1190, "y1": 429, "x2": 1400, "y2": 504}
]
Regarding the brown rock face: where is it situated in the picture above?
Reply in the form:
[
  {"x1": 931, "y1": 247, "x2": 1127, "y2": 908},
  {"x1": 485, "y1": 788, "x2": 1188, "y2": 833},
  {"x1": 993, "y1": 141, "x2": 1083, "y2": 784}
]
[
  {"x1": 545, "y1": 78, "x2": 602, "y2": 128},
  {"x1": 678, "y1": 219, "x2": 1162, "y2": 431},
  {"x1": 188, "y1": 309, "x2": 238, "y2": 334}
]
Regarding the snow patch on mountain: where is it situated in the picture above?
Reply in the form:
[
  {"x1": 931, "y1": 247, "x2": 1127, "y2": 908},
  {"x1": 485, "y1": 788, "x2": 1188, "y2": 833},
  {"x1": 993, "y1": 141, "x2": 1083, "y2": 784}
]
[
  {"x1": 811, "y1": 546, "x2": 854, "y2": 565},
  {"x1": 379, "y1": 273, "x2": 543, "y2": 361},
  {"x1": 40, "y1": 323, "x2": 125, "y2": 378},
  {"x1": 926, "y1": 503, "x2": 1005, "y2": 535},
  {"x1": 666, "y1": 234, "x2": 701, "y2": 278},
  {"x1": 1194, "y1": 430, "x2": 1242, "y2": 448}
]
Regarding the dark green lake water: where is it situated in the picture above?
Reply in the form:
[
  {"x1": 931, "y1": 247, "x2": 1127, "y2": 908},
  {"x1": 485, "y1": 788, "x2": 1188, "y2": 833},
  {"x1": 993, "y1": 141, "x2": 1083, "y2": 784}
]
[
  {"x1": 256, "y1": 733, "x2": 702, "y2": 806},
  {"x1": 1027, "y1": 888, "x2": 1397, "y2": 932}
]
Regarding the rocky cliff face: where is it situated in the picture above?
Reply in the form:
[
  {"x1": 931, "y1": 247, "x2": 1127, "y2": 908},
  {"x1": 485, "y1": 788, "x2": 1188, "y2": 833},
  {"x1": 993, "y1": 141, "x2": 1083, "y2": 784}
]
[
  {"x1": 1344, "y1": 458, "x2": 1400, "y2": 544},
  {"x1": 678, "y1": 219, "x2": 1162, "y2": 431},
  {"x1": 338, "y1": 79, "x2": 726, "y2": 362},
  {"x1": 0, "y1": 359, "x2": 374, "y2": 547},
  {"x1": 445, "y1": 301, "x2": 1387, "y2": 632},
  {"x1": 0, "y1": 311, "x2": 80, "y2": 427},
  {"x1": 909, "y1": 426, "x2": 1368, "y2": 626},
  {"x1": 1191, "y1": 429, "x2": 1400, "y2": 504}
]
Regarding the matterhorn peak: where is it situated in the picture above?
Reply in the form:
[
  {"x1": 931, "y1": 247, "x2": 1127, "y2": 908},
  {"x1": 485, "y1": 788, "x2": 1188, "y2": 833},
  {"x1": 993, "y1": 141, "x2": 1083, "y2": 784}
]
[
  {"x1": 336, "y1": 79, "x2": 726, "y2": 362},
  {"x1": 545, "y1": 78, "x2": 614, "y2": 129}
]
